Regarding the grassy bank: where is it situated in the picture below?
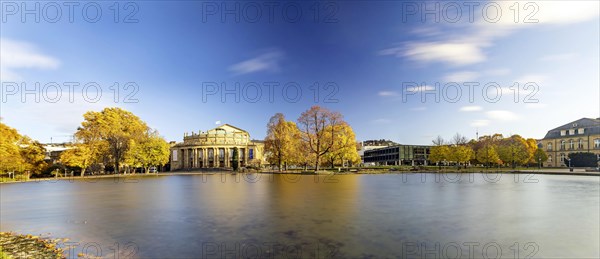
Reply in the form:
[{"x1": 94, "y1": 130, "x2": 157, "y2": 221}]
[{"x1": 0, "y1": 172, "x2": 166, "y2": 184}]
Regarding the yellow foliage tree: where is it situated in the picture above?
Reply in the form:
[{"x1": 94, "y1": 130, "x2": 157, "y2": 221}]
[
  {"x1": 497, "y1": 135, "x2": 530, "y2": 168},
  {"x1": 19, "y1": 138, "x2": 48, "y2": 177},
  {"x1": 323, "y1": 122, "x2": 360, "y2": 168},
  {"x1": 449, "y1": 145, "x2": 474, "y2": 167},
  {"x1": 75, "y1": 107, "x2": 148, "y2": 174},
  {"x1": 126, "y1": 129, "x2": 170, "y2": 173},
  {"x1": 297, "y1": 106, "x2": 344, "y2": 171},
  {"x1": 264, "y1": 113, "x2": 302, "y2": 171},
  {"x1": 525, "y1": 138, "x2": 539, "y2": 164},
  {"x1": 60, "y1": 144, "x2": 93, "y2": 177},
  {"x1": 429, "y1": 145, "x2": 450, "y2": 165},
  {"x1": 0, "y1": 122, "x2": 25, "y2": 174},
  {"x1": 476, "y1": 144, "x2": 501, "y2": 167}
]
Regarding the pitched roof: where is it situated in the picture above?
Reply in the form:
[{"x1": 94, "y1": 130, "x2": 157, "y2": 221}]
[
  {"x1": 209, "y1": 124, "x2": 248, "y2": 133},
  {"x1": 543, "y1": 118, "x2": 600, "y2": 139}
]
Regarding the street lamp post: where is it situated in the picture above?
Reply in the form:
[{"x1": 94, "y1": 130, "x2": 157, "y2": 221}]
[
  {"x1": 538, "y1": 157, "x2": 541, "y2": 169},
  {"x1": 567, "y1": 158, "x2": 572, "y2": 172}
]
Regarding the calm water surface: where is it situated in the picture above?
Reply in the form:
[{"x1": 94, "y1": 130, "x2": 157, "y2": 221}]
[{"x1": 1, "y1": 173, "x2": 598, "y2": 258}]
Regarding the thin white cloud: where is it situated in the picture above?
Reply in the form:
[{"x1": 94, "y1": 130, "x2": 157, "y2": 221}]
[
  {"x1": 229, "y1": 50, "x2": 283, "y2": 75},
  {"x1": 460, "y1": 106, "x2": 483, "y2": 112},
  {"x1": 0, "y1": 38, "x2": 60, "y2": 81},
  {"x1": 444, "y1": 71, "x2": 479, "y2": 82},
  {"x1": 405, "y1": 85, "x2": 436, "y2": 92},
  {"x1": 378, "y1": 91, "x2": 399, "y2": 97},
  {"x1": 490, "y1": 1, "x2": 599, "y2": 27},
  {"x1": 402, "y1": 42, "x2": 486, "y2": 66},
  {"x1": 385, "y1": 1, "x2": 599, "y2": 67},
  {"x1": 470, "y1": 120, "x2": 490, "y2": 127},
  {"x1": 486, "y1": 110, "x2": 519, "y2": 121}
]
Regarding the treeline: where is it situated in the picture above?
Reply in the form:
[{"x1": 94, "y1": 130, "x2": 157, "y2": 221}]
[
  {"x1": 0, "y1": 123, "x2": 48, "y2": 178},
  {"x1": 430, "y1": 133, "x2": 548, "y2": 168},
  {"x1": 264, "y1": 106, "x2": 360, "y2": 171},
  {"x1": 61, "y1": 107, "x2": 170, "y2": 175},
  {"x1": 0, "y1": 107, "x2": 170, "y2": 179}
]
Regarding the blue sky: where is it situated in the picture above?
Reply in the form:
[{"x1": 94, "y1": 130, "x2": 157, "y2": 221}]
[{"x1": 1, "y1": 1, "x2": 599, "y2": 145}]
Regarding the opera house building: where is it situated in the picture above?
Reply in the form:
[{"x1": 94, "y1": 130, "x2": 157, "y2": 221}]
[{"x1": 170, "y1": 124, "x2": 266, "y2": 170}]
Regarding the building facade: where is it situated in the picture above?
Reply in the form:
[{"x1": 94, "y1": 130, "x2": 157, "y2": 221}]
[
  {"x1": 363, "y1": 145, "x2": 431, "y2": 166},
  {"x1": 170, "y1": 124, "x2": 266, "y2": 171},
  {"x1": 540, "y1": 118, "x2": 600, "y2": 167}
]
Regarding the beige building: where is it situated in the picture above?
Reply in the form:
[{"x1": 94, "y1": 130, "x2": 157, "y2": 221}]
[
  {"x1": 170, "y1": 124, "x2": 266, "y2": 171},
  {"x1": 540, "y1": 118, "x2": 600, "y2": 167}
]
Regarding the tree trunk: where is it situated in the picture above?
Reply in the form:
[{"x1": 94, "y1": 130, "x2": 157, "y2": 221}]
[
  {"x1": 80, "y1": 168, "x2": 86, "y2": 177},
  {"x1": 278, "y1": 156, "x2": 282, "y2": 172}
]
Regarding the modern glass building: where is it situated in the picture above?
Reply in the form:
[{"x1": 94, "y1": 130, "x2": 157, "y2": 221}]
[{"x1": 363, "y1": 145, "x2": 431, "y2": 166}]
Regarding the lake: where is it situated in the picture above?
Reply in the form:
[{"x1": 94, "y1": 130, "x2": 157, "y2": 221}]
[{"x1": 1, "y1": 173, "x2": 598, "y2": 258}]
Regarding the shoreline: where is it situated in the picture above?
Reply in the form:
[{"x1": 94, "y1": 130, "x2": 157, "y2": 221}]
[
  {"x1": 0, "y1": 232, "x2": 64, "y2": 259},
  {"x1": 1, "y1": 169, "x2": 598, "y2": 184}
]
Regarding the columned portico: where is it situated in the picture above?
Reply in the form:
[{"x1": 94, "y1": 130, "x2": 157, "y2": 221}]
[{"x1": 170, "y1": 124, "x2": 266, "y2": 171}]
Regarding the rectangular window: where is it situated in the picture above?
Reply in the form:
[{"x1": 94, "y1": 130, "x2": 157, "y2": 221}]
[
  {"x1": 595, "y1": 139, "x2": 600, "y2": 149},
  {"x1": 249, "y1": 148, "x2": 254, "y2": 159},
  {"x1": 172, "y1": 150, "x2": 178, "y2": 161},
  {"x1": 560, "y1": 130, "x2": 566, "y2": 136},
  {"x1": 569, "y1": 129, "x2": 575, "y2": 135},
  {"x1": 578, "y1": 128, "x2": 584, "y2": 134}
]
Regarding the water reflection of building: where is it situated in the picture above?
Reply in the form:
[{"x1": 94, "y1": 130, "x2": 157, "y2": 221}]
[
  {"x1": 363, "y1": 144, "x2": 431, "y2": 166},
  {"x1": 170, "y1": 124, "x2": 266, "y2": 170},
  {"x1": 540, "y1": 118, "x2": 600, "y2": 167}
]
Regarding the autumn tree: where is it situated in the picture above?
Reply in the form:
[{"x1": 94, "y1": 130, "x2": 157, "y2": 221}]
[
  {"x1": 264, "y1": 113, "x2": 302, "y2": 171},
  {"x1": 0, "y1": 122, "x2": 25, "y2": 174},
  {"x1": 449, "y1": 145, "x2": 474, "y2": 167},
  {"x1": 60, "y1": 144, "x2": 93, "y2": 176},
  {"x1": 323, "y1": 122, "x2": 360, "y2": 168},
  {"x1": 75, "y1": 107, "x2": 149, "y2": 174},
  {"x1": 476, "y1": 144, "x2": 500, "y2": 167},
  {"x1": 297, "y1": 106, "x2": 343, "y2": 171},
  {"x1": 429, "y1": 145, "x2": 450, "y2": 166},
  {"x1": 497, "y1": 135, "x2": 530, "y2": 168},
  {"x1": 524, "y1": 138, "x2": 539, "y2": 164},
  {"x1": 126, "y1": 129, "x2": 170, "y2": 173},
  {"x1": 533, "y1": 148, "x2": 548, "y2": 168}
]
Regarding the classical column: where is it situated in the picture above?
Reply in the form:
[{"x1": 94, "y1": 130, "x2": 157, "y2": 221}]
[
  {"x1": 213, "y1": 147, "x2": 217, "y2": 167},
  {"x1": 202, "y1": 148, "x2": 207, "y2": 168},
  {"x1": 179, "y1": 149, "x2": 184, "y2": 169},
  {"x1": 183, "y1": 149, "x2": 188, "y2": 169},
  {"x1": 225, "y1": 148, "x2": 229, "y2": 168},
  {"x1": 193, "y1": 148, "x2": 198, "y2": 168}
]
